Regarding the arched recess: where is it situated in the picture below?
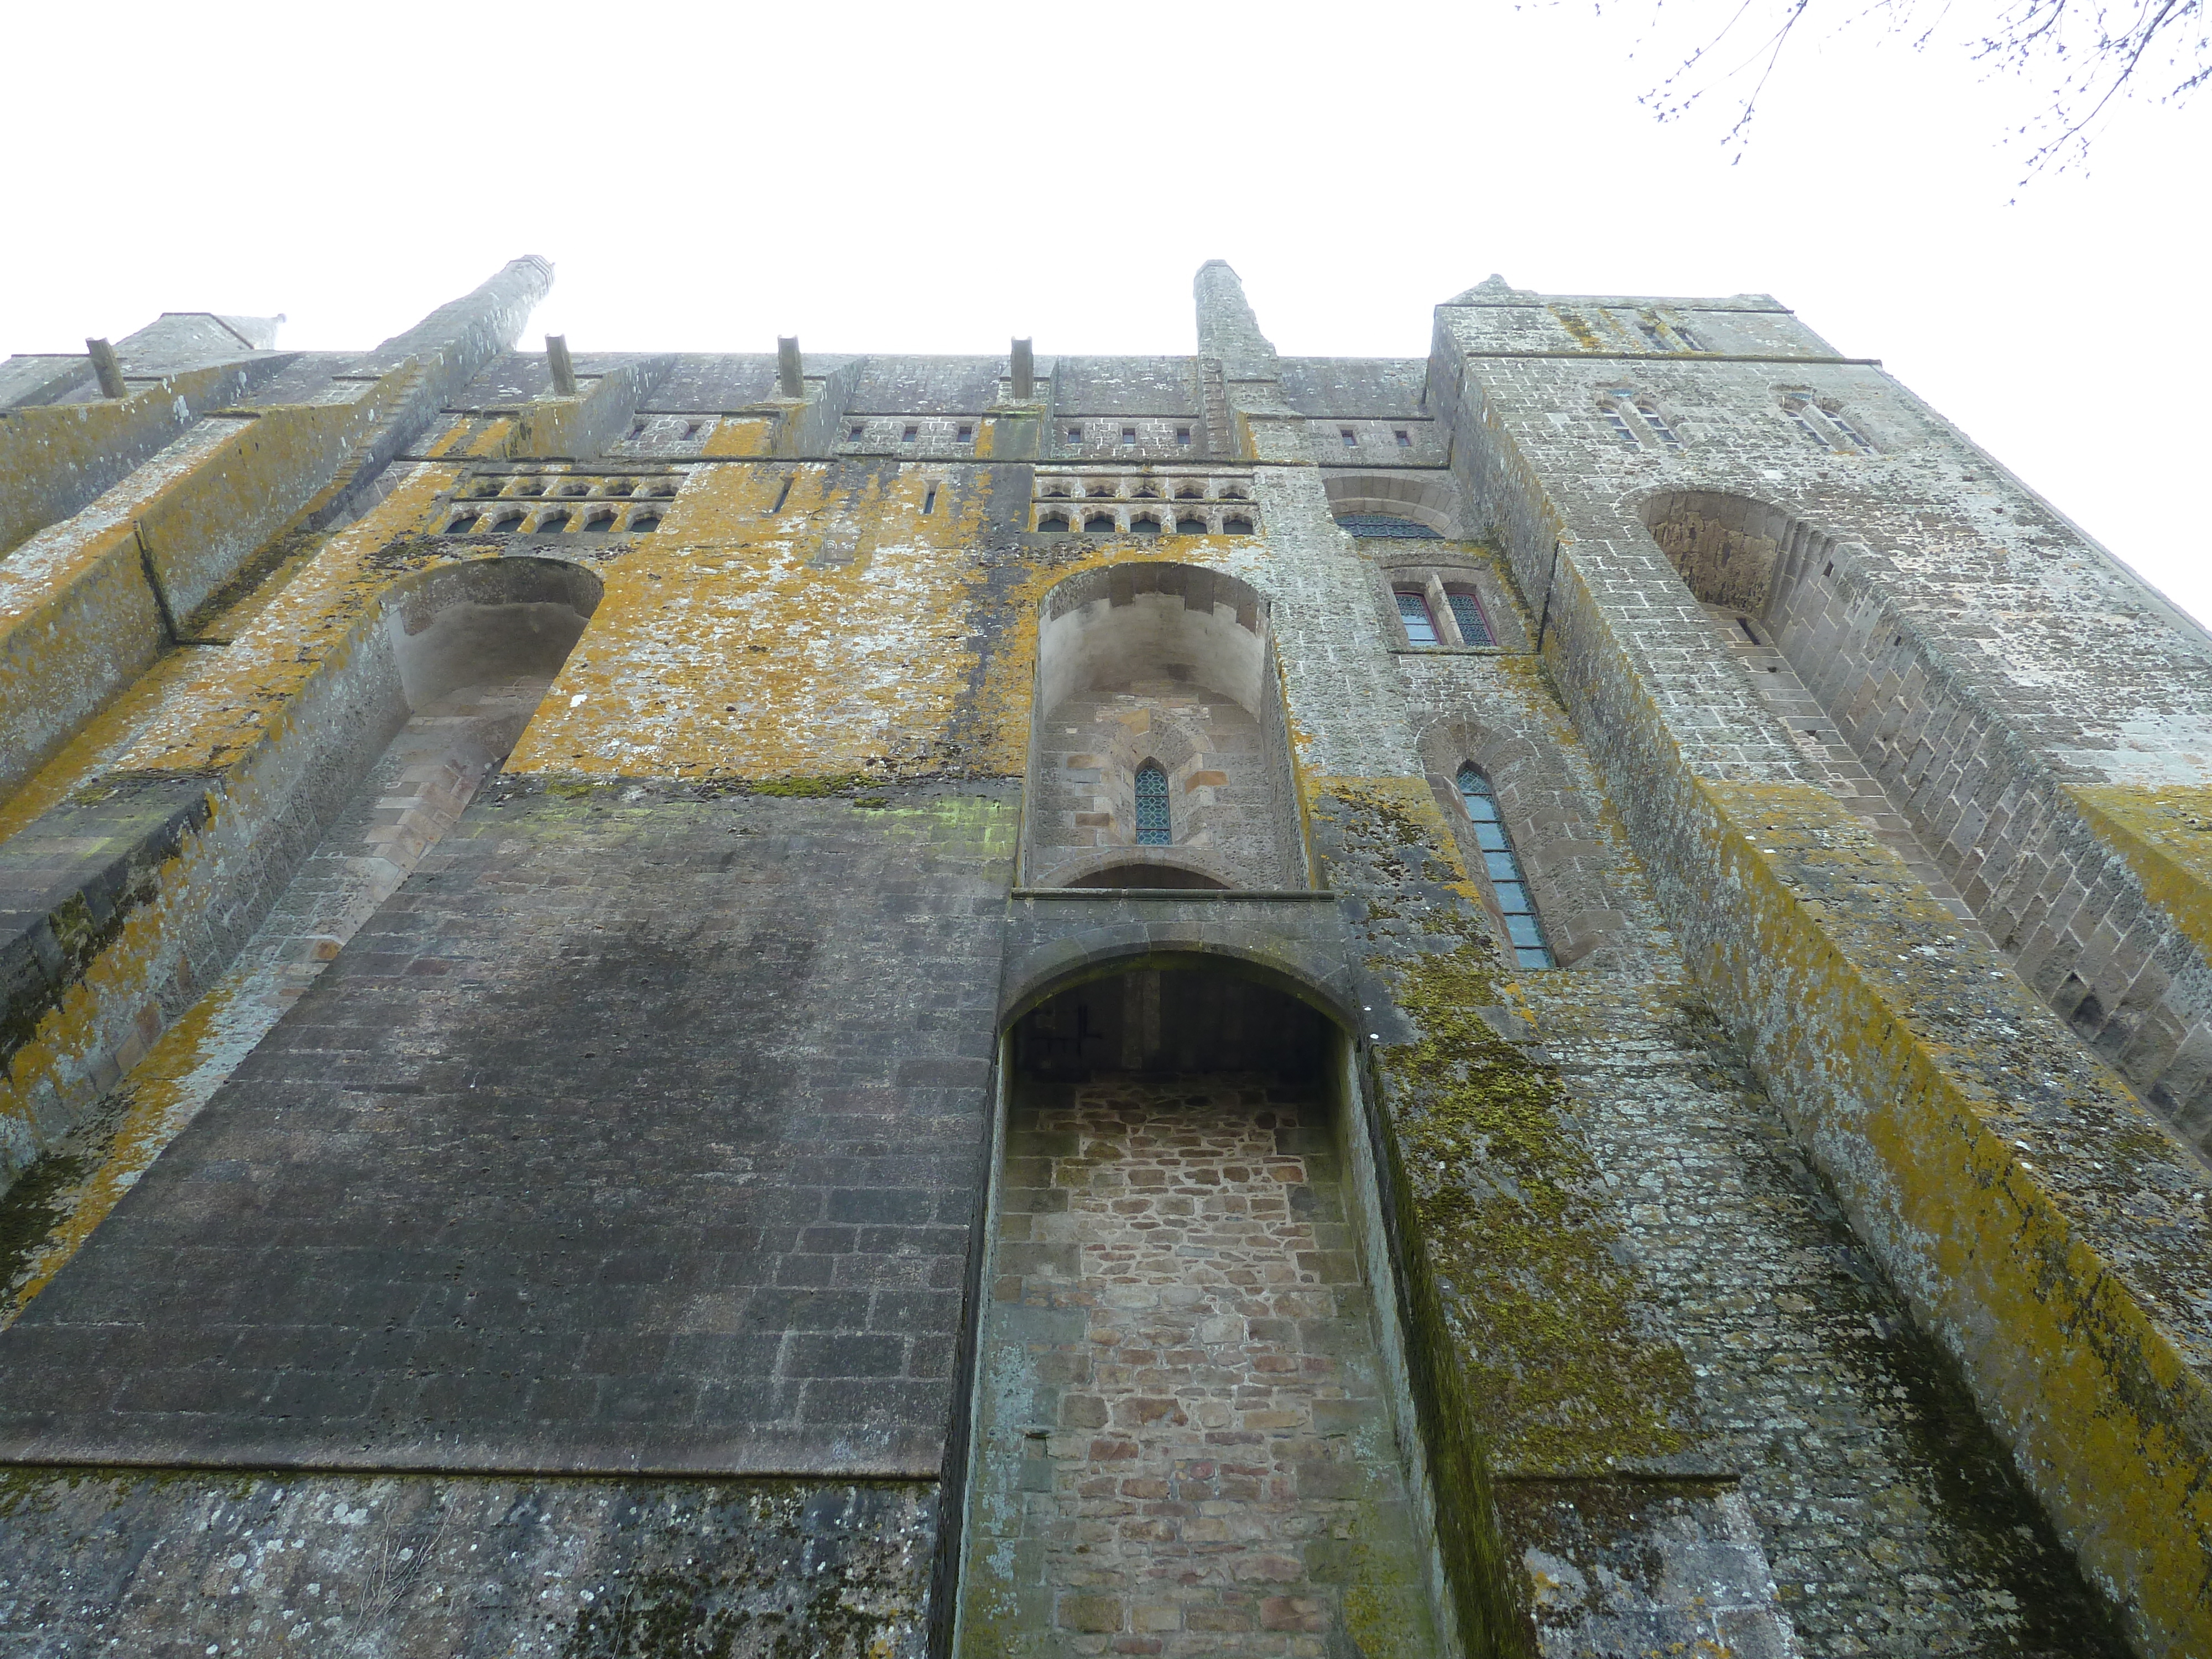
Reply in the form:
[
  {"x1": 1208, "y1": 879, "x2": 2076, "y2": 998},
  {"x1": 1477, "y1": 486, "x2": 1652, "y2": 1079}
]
[
  {"x1": 949, "y1": 945, "x2": 1495, "y2": 1656},
  {"x1": 1642, "y1": 490, "x2": 2212, "y2": 1134},
  {"x1": 0, "y1": 554, "x2": 602, "y2": 1291},
  {"x1": 1025, "y1": 561, "x2": 1308, "y2": 889},
  {"x1": 1324, "y1": 470, "x2": 1467, "y2": 539},
  {"x1": 1412, "y1": 713, "x2": 1627, "y2": 968}
]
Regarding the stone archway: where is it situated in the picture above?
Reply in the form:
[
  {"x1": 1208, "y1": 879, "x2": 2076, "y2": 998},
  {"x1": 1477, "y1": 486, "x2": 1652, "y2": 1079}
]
[{"x1": 954, "y1": 956, "x2": 1451, "y2": 1657}]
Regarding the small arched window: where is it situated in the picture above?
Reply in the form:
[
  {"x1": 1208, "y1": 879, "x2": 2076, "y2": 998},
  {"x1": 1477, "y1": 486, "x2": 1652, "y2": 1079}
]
[
  {"x1": 1084, "y1": 513, "x2": 1117, "y2": 534},
  {"x1": 489, "y1": 510, "x2": 525, "y2": 533},
  {"x1": 1457, "y1": 766, "x2": 1551, "y2": 968},
  {"x1": 1176, "y1": 516, "x2": 1207, "y2": 535},
  {"x1": 582, "y1": 513, "x2": 615, "y2": 533},
  {"x1": 1446, "y1": 589, "x2": 1492, "y2": 646},
  {"x1": 628, "y1": 513, "x2": 661, "y2": 533},
  {"x1": 471, "y1": 481, "x2": 504, "y2": 499},
  {"x1": 538, "y1": 510, "x2": 572, "y2": 533},
  {"x1": 1130, "y1": 516, "x2": 1161, "y2": 535},
  {"x1": 1395, "y1": 588, "x2": 1439, "y2": 646},
  {"x1": 446, "y1": 514, "x2": 479, "y2": 535},
  {"x1": 1037, "y1": 512, "x2": 1070, "y2": 532},
  {"x1": 1175, "y1": 484, "x2": 1203, "y2": 500},
  {"x1": 559, "y1": 481, "x2": 590, "y2": 497},
  {"x1": 512, "y1": 479, "x2": 544, "y2": 497},
  {"x1": 1223, "y1": 515, "x2": 1254, "y2": 535},
  {"x1": 607, "y1": 482, "x2": 634, "y2": 497},
  {"x1": 1134, "y1": 761, "x2": 1171, "y2": 845}
]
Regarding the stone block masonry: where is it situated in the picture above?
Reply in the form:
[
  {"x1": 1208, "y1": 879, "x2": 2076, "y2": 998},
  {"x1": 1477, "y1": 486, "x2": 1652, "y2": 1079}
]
[
  {"x1": 2, "y1": 255, "x2": 2204, "y2": 1657},
  {"x1": 964, "y1": 1073, "x2": 1439, "y2": 1657},
  {"x1": 0, "y1": 782, "x2": 1017, "y2": 1476}
]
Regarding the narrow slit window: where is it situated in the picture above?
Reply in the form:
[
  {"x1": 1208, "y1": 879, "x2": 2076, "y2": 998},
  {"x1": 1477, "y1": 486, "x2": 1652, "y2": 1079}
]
[
  {"x1": 1637, "y1": 319, "x2": 1667, "y2": 349},
  {"x1": 1394, "y1": 429, "x2": 1411, "y2": 447},
  {"x1": 923, "y1": 486, "x2": 938, "y2": 515},
  {"x1": 1176, "y1": 426, "x2": 1192, "y2": 446},
  {"x1": 957, "y1": 424, "x2": 973, "y2": 441},
  {"x1": 1446, "y1": 589, "x2": 1493, "y2": 646},
  {"x1": 1786, "y1": 401, "x2": 1832, "y2": 448},
  {"x1": 1827, "y1": 409, "x2": 1874, "y2": 452},
  {"x1": 1603, "y1": 401, "x2": 1641, "y2": 446},
  {"x1": 1639, "y1": 405, "x2": 1682, "y2": 448},
  {"x1": 1067, "y1": 425, "x2": 1083, "y2": 441},
  {"x1": 1395, "y1": 588, "x2": 1439, "y2": 647},
  {"x1": 628, "y1": 422, "x2": 646, "y2": 439},
  {"x1": 1121, "y1": 427, "x2": 1138, "y2": 446},
  {"x1": 1737, "y1": 616, "x2": 1761, "y2": 645},
  {"x1": 1674, "y1": 322, "x2": 1705, "y2": 351},
  {"x1": 902, "y1": 425, "x2": 919, "y2": 442},
  {"x1": 849, "y1": 425, "x2": 865, "y2": 441},
  {"x1": 1457, "y1": 766, "x2": 1552, "y2": 968},
  {"x1": 1134, "y1": 761, "x2": 1171, "y2": 844},
  {"x1": 1340, "y1": 427, "x2": 1357, "y2": 448},
  {"x1": 769, "y1": 478, "x2": 792, "y2": 515}
]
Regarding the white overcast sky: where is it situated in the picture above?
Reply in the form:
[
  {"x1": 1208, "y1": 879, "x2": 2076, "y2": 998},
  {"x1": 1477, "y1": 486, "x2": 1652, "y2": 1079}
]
[{"x1": 8, "y1": 1, "x2": 2205, "y2": 619}]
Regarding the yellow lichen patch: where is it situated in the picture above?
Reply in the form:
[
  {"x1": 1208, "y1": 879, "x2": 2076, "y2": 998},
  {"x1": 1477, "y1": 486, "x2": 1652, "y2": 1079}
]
[
  {"x1": 1, "y1": 792, "x2": 216, "y2": 1141},
  {"x1": 509, "y1": 463, "x2": 985, "y2": 781},
  {"x1": 961, "y1": 538, "x2": 1253, "y2": 780},
  {"x1": 0, "y1": 983, "x2": 226, "y2": 1327},
  {"x1": 1697, "y1": 776, "x2": 2212, "y2": 1655},
  {"x1": 2068, "y1": 785, "x2": 2212, "y2": 966},
  {"x1": 0, "y1": 362, "x2": 252, "y2": 556},
  {"x1": 702, "y1": 419, "x2": 775, "y2": 458},
  {"x1": 103, "y1": 463, "x2": 466, "y2": 775}
]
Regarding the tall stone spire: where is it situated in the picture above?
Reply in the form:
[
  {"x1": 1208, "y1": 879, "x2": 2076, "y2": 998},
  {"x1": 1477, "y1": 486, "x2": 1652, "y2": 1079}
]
[{"x1": 1194, "y1": 260, "x2": 1279, "y2": 379}]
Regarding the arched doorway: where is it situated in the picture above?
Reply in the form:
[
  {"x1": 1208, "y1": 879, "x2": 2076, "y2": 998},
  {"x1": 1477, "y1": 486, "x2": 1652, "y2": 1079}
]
[{"x1": 954, "y1": 957, "x2": 1451, "y2": 1656}]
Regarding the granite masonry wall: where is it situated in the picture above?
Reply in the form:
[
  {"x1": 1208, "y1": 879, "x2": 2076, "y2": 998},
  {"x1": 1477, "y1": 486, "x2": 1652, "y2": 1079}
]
[{"x1": 0, "y1": 258, "x2": 2201, "y2": 1657}]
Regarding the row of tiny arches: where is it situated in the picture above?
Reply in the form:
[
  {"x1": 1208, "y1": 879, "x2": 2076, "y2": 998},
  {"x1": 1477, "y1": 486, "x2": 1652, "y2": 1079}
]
[
  {"x1": 463, "y1": 477, "x2": 681, "y2": 501},
  {"x1": 1035, "y1": 508, "x2": 1255, "y2": 535},
  {"x1": 1038, "y1": 481, "x2": 1249, "y2": 501},
  {"x1": 444, "y1": 506, "x2": 663, "y2": 535}
]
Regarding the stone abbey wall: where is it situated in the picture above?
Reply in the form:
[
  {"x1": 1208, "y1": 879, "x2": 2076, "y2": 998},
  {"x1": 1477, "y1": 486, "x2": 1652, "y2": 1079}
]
[{"x1": 0, "y1": 257, "x2": 2205, "y2": 1656}]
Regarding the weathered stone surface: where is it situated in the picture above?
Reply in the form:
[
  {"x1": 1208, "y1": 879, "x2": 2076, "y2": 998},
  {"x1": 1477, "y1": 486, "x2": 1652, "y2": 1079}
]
[{"x1": 1, "y1": 256, "x2": 2197, "y2": 1656}]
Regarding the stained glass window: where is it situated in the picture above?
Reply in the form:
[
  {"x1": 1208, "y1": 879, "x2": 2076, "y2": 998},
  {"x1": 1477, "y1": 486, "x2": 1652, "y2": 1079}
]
[
  {"x1": 1457, "y1": 766, "x2": 1552, "y2": 968},
  {"x1": 1446, "y1": 590, "x2": 1491, "y2": 647},
  {"x1": 1396, "y1": 589, "x2": 1438, "y2": 646},
  {"x1": 1135, "y1": 762, "x2": 1171, "y2": 844}
]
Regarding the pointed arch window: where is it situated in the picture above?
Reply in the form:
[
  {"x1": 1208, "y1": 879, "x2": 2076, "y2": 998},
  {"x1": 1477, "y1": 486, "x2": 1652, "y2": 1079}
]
[
  {"x1": 1457, "y1": 766, "x2": 1552, "y2": 968},
  {"x1": 1134, "y1": 761, "x2": 1171, "y2": 844},
  {"x1": 1446, "y1": 589, "x2": 1492, "y2": 647},
  {"x1": 1395, "y1": 588, "x2": 1439, "y2": 646}
]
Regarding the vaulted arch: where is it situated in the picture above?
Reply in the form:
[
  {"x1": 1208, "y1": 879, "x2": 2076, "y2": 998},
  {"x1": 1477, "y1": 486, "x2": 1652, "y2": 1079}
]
[{"x1": 1025, "y1": 562, "x2": 1308, "y2": 889}]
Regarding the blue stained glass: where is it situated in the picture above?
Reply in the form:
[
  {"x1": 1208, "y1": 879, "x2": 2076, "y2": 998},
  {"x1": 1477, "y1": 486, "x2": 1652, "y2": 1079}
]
[
  {"x1": 1456, "y1": 766, "x2": 1552, "y2": 968},
  {"x1": 1447, "y1": 591, "x2": 1493, "y2": 646},
  {"x1": 1135, "y1": 762, "x2": 1171, "y2": 844},
  {"x1": 1396, "y1": 590, "x2": 1438, "y2": 646}
]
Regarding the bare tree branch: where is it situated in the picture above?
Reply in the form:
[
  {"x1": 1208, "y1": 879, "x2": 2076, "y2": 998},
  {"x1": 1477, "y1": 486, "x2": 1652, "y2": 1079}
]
[{"x1": 1600, "y1": 0, "x2": 2207, "y2": 177}]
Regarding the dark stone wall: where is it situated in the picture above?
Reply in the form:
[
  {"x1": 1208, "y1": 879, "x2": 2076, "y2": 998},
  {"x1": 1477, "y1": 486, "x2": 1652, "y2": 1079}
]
[
  {"x1": 0, "y1": 1467, "x2": 935, "y2": 1658},
  {"x1": 0, "y1": 780, "x2": 1017, "y2": 1477}
]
